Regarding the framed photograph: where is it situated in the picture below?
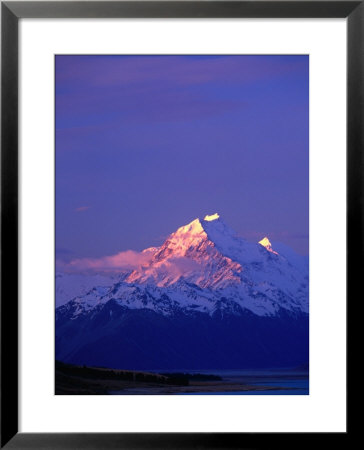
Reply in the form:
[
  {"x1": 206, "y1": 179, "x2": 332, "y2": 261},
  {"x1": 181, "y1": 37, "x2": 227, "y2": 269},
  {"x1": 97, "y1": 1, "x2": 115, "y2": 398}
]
[{"x1": 1, "y1": 1, "x2": 357, "y2": 448}]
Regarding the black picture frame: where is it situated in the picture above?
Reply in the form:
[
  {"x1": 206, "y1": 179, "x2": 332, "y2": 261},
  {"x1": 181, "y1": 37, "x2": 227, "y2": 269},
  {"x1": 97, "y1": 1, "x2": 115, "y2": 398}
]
[{"x1": 1, "y1": 1, "x2": 358, "y2": 448}]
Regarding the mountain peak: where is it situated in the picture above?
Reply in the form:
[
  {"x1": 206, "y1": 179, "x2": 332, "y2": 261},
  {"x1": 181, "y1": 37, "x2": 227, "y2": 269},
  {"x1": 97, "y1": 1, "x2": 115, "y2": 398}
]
[
  {"x1": 204, "y1": 213, "x2": 220, "y2": 222},
  {"x1": 259, "y1": 237, "x2": 278, "y2": 255},
  {"x1": 149, "y1": 218, "x2": 207, "y2": 262},
  {"x1": 172, "y1": 213, "x2": 224, "y2": 239},
  {"x1": 174, "y1": 218, "x2": 205, "y2": 237}
]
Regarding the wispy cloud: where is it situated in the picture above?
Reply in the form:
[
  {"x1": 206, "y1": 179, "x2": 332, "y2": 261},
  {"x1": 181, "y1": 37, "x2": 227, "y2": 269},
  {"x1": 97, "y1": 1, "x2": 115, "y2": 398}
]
[
  {"x1": 57, "y1": 248, "x2": 155, "y2": 274},
  {"x1": 55, "y1": 248, "x2": 202, "y2": 277},
  {"x1": 75, "y1": 206, "x2": 90, "y2": 212}
]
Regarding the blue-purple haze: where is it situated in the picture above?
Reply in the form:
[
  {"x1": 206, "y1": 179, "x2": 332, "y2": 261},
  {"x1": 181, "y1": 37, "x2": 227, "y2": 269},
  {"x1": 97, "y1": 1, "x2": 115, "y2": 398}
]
[{"x1": 56, "y1": 55, "x2": 308, "y2": 263}]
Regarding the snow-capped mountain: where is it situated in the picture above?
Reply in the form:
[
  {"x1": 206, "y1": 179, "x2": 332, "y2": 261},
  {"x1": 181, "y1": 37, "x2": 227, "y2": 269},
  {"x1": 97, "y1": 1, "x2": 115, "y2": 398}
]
[
  {"x1": 56, "y1": 214, "x2": 309, "y2": 370},
  {"x1": 57, "y1": 213, "x2": 308, "y2": 317}
]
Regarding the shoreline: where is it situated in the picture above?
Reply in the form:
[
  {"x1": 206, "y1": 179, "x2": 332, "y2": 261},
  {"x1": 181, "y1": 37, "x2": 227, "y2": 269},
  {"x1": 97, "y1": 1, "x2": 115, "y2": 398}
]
[
  {"x1": 108, "y1": 383, "x2": 305, "y2": 395},
  {"x1": 55, "y1": 361, "x2": 308, "y2": 395}
]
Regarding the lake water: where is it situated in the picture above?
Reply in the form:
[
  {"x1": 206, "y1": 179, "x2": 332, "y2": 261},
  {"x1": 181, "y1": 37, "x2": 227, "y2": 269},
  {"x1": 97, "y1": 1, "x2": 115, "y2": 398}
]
[
  {"x1": 180, "y1": 380, "x2": 309, "y2": 395},
  {"x1": 150, "y1": 368, "x2": 309, "y2": 395}
]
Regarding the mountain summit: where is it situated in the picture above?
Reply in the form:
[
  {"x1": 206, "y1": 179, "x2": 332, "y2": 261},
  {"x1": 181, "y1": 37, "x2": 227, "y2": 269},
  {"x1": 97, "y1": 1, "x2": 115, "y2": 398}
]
[{"x1": 127, "y1": 214, "x2": 243, "y2": 289}]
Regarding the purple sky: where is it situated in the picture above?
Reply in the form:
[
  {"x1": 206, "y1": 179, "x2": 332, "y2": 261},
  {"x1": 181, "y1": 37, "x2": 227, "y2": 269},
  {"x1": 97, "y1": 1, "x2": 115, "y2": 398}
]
[{"x1": 56, "y1": 55, "x2": 309, "y2": 263}]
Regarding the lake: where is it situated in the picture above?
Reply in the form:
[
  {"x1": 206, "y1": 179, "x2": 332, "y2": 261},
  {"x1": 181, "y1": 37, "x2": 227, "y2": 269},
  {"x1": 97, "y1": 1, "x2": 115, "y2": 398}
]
[
  {"x1": 174, "y1": 369, "x2": 309, "y2": 395},
  {"x1": 107, "y1": 368, "x2": 310, "y2": 395}
]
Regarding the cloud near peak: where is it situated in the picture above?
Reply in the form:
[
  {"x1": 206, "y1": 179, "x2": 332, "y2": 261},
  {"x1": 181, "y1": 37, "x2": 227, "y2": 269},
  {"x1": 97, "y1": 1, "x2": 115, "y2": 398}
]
[{"x1": 57, "y1": 248, "x2": 155, "y2": 274}]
